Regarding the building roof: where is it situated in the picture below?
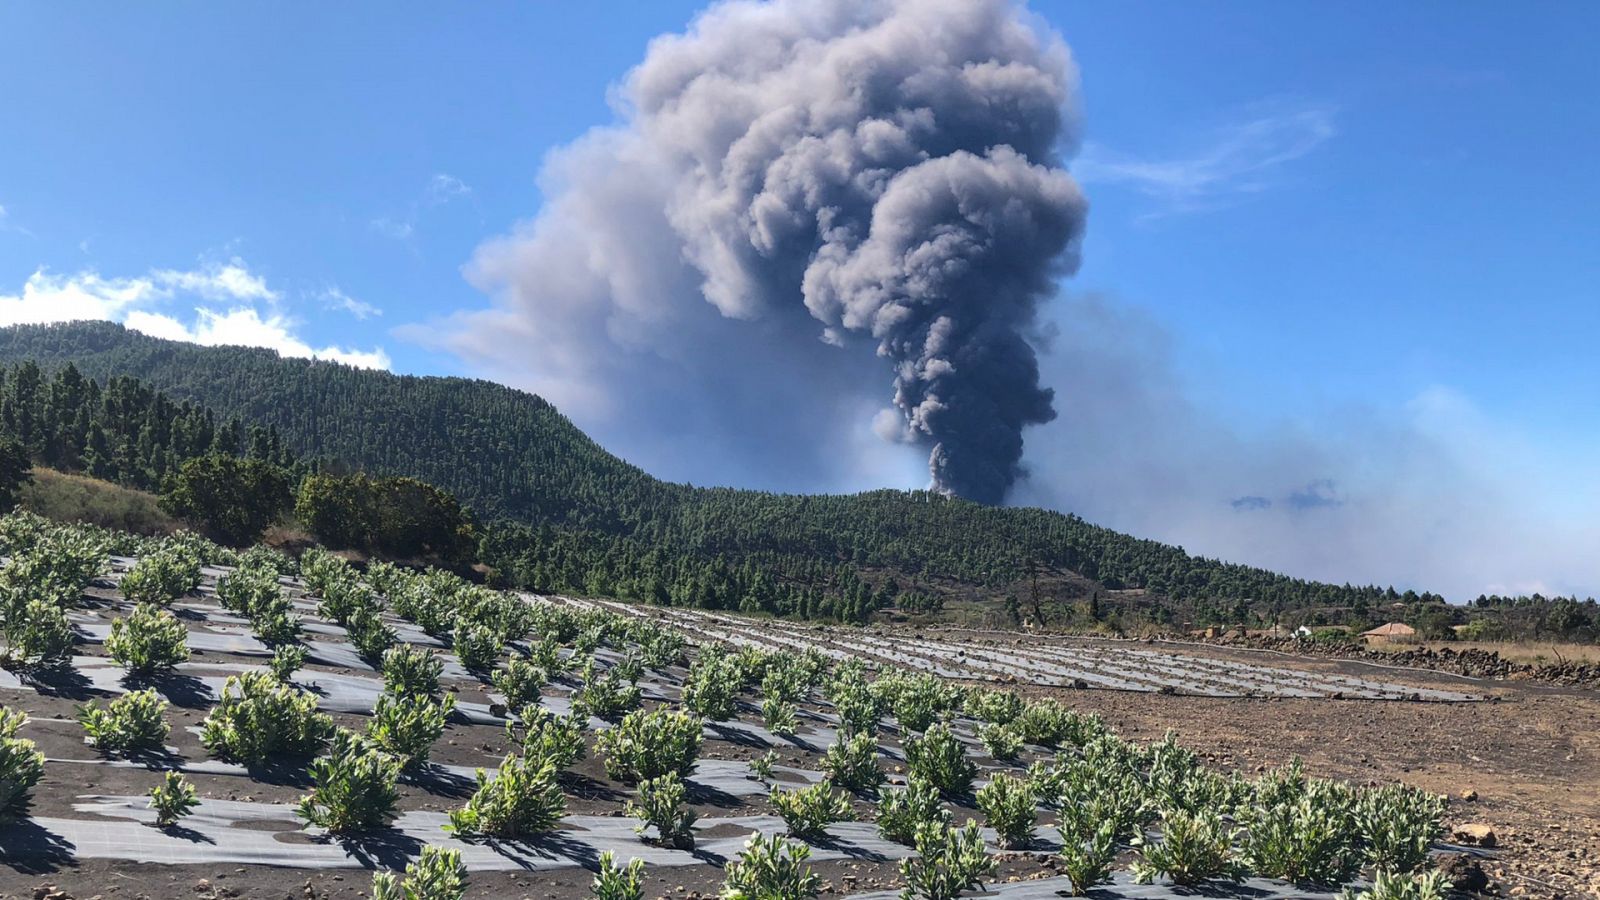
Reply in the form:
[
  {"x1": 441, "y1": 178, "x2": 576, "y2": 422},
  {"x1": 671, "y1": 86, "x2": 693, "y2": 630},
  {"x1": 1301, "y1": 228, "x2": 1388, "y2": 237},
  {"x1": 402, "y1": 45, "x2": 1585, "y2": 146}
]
[{"x1": 1360, "y1": 622, "x2": 1416, "y2": 637}]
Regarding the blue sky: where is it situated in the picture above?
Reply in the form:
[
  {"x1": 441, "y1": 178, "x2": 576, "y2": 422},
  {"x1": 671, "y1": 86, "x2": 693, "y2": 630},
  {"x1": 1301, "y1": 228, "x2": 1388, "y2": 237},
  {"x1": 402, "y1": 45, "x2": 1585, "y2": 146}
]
[{"x1": 2, "y1": 1, "x2": 1597, "y2": 598}]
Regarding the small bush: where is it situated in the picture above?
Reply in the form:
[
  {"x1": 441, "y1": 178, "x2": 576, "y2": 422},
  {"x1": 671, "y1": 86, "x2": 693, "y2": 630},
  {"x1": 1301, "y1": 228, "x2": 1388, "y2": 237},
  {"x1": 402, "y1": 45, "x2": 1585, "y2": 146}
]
[
  {"x1": 0, "y1": 707, "x2": 46, "y2": 817},
  {"x1": 876, "y1": 776, "x2": 949, "y2": 845},
  {"x1": 1013, "y1": 700, "x2": 1101, "y2": 748},
  {"x1": 626, "y1": 772, "x2": 698, "y2": 849},
  {"x1": 78, "y1": 688, "x2": 170, "y2": 754},
  {"x1": 573, "y1": 660, "x2": 643, "y2": 721},
  {"x1": 493, "y1": 656, "x2": 548, "y2": 710},
  {"x1": 762, "y1": 697, "x2": 798, "y2": 736},
  {"x1": 597, "y1": 707, "x2": 702, "y2": 784},
  {"x1": 372, "y1": 846, "x2": 468, "y2": 900},
  {"x1": 249, "y1": 594, "x2": 302, "y2": 646},
  {"x1": 749, "y1": 750, "x2": 778, "y2": 783},
  {"x1": 119, "y1": 546, "x2": 202, "y2": 605},
  {"x1": 1338, "y1": 870, "x2": 1451, "y2": 900},
  {"x1": 269, "y1": 644, "x2": 308, "y2": 683},
  {"x1": 682, "y1": 650, "x2": 742, "y2": 721},
  {"x1": 898, "y1": 819, "x2": 996, "y2": 900},
  {"x1": 821, "y1": 731, "x2": 883, "y2": 795},
  {"x1": 453, "y1": 623, "x2": 503, "y2": 675},
  {"x1": 771, "y1": 782, "x2": 853, "y2": 842},
  {"x1": 446, "y1": 753, "x2": 567, "y2": 838},
  {"x1": 592, "y1": 851, "x2": 646, "y2": 900},
  {"x1": 366, "y1": 692, "x2": 455, "y2": 771},
  {"x1": 977, "y1": 723, "x2": 1023, "y2": 762},
  {"x1": 510, "y1": 706, "x2": 588, "y2": 770},
  {"x1": 827, "y1": 676, "x2": 880, "y2": 736},
  {"x1": 877, "y1": 674, "x2": 958, "y2": 733},
  {"x1": 975, "y1": 772, "x2": 1036, "y2": 849},
  {"x1": 381, "y1": 644, "x2": 443, "y2": 697},
  {"x1": 346, "y1": 605, "x2": 397, "y2": 662},
  {"x1": 905, "y1": 723, "x2": 976, "y2": 797},
  {"x1": 1352, "y1": 784, "x2": 1445, "y2": 874},
  {"x1": 148, "y1": 771, "x2": 200, "y2": 827},
  {"x1": 200, "y1": 671, "x2": 336, "y2": 764},
  {"x1": 216, "y1": 566, "x2": 281, "y2": 616},
  {"x1": 1239, "y1": 788, "x2": 1359, "y2": 885},
  {"x1": 721, "y1": 832, "x2": 820, "y2": 900},
  {"x1": 963, "y1": 689, "x2": 1024, "y2": 725},
  {"x1": 1057, "y1": 819, "x2": 1119, "y2": 896},
  {"x1": 1131, "y1": 808, "x2": 1241, "y2": 887},
  {"x1": 296, "y1": 730, "x2": 402, "y2": 833},
  {"x1": 1, "y1": 597, "x2": 76, "y2": 669},
  {"x1": 106, "y1": 603, "x2": 190, "y2": 674}
]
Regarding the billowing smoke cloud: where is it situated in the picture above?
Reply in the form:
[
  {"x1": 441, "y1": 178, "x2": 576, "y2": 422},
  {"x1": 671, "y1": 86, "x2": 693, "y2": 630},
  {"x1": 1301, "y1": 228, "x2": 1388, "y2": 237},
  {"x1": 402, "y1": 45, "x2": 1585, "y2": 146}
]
[{"x1": 446, "y1": 0, "x2": 1085, "y2": 503}]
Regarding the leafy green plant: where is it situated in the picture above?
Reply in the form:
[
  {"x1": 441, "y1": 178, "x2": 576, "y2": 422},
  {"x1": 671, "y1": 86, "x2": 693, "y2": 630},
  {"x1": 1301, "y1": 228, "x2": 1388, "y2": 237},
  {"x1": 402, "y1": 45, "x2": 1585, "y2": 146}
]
[
  {"x1": 0, "y1": 597, "x2": 75, "y2": 669},
  {"x1": 372, "y1": 846, "x2": 468, "y2": 900},
  {"x1": 963, "y1": 689, "x2": 1023, "y2": 725},
  {"x1": 1338, "y1": 869, "x2": 1451, "y2": 900},
  {"x1": 381, "y1": 644, "x2": 443, "y2": 697},
  {"x1": 1057, "y1": 819, "x2": 1119, "y2": 896},
  {"x1": 762, "y1": 697, "x2": 798, "y2": 736},
  {"x1": 975, "y1": 772, "x2": 1036, "y2": 849},
  {"x1": 977, "y1": 723, "x2": 1023, "y2": 762},
  {"x1": 898, "y1": 819, "x2": 996, "y2": 900},
  {"x1": 296, "y1": 730, "x2": 402, "y2": 833},
  {"x1": 78, "y1": 688, "x2": 170, "y2": 754},
  {"x1": 573, "y1": 659, "x2": 643, "y2": 721},
  {"x1": 446, "y1": 753, "x2": 567, "y2": 838},
  {"x1": 510, "y1": 706, "x2": 588, "y2": 770},
  {"x1": 1240, "y1": 778, "x2": 1359, "y2": 885},
  {"x1": 1012, "y1": 699, "x2": 1097, "y2": 748},
  {"x1": 827, "y1": 674, "x2": 881, "y2": 736},
  {"x1": 269, "y1": 644, "x2": 307, "y2": 682},
  {"x1": 106, "y1": 602, "x2": 190, "y2": 674},
  {"x1": 119, "y1": 546, "x2": 202, "y2": 605},
  {"x1": 200, "y1": 671, "x2": 336, "y2": 764},
  {"x1": 876, "y1": 776, "x2": 949, "y2": 845},
  {"x1": 821, "y1": 731, "x2": 883, "y2": 795},
  {"x1": 148, "y1": 771, "x2": 200, "y2": 827},
  {"x1": 721, "y1": 831, "x2": 820, "y2": 900},
  {"x1": 1352, "y1": 784, "x2": 1445, "y2": 874},
  {"x1": 366, "y1": 692, "x2": 455, "y2": 771},
  {"x1": 683, "y1": 650, "x2": 742, "y2": 721},
  {"x1": 249, "y1": 593, "x2": 302, "y2": 646},
  {"x1": 592, "y1": 851, "x2": 646, "y2": 900},
  {"x1": 492, "y1": 656, "x2": 548, "y2": 710},
  {"x1": 626, "y1": 772, "x2": 698, "y2": 849},
  {"x1": 905, "y1": 723, "x2": 976, "y2": 797},
  {"x1": 749, "y1": 750, "x2": 778, "y2": 782},
  {"x1": 771, "y1": 782, "x2": 853, "y2": 841},
  {"x1": 0, "y1": 707, "x2": 45, "y2": 817},
  {"x1": 1131, "y1": 808, "x2": 1242, "y2": 887},
  {"x1": 453, "y1": 623, "x2": 503, "y2": 675},
  {"x1": 876, "y1": 674, "x2": 959, "y2": 733},
  {"x1": 597, "y1": 707, "x2": 702, "y2": 783},
  {"x1": 345, "y1": 605, "x2": 397, "y2": 662}
]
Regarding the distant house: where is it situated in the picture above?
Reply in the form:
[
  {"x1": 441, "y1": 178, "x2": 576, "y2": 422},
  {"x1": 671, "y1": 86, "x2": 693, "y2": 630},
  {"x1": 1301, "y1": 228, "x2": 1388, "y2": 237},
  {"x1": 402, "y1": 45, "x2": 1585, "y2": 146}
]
[{"x1": 1360, "y1": 622, "x2": 1417, "y2": 643}]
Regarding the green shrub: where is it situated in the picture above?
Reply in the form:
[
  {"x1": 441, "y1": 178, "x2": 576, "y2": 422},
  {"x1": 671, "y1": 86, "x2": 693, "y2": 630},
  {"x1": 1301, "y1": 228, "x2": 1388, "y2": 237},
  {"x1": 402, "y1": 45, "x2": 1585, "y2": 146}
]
[
  {"x1": 1012, "y1": 700, "x2": 1100, "y2": 747},
  {"x1": 827, "y1": 674, "x2": 881, "y2": 736},
  {"x1": 453, "y1": 623, "x2": 502, "y2": 675},
  {"x1": 1352, "y1": 784, "x2": 1445, "y2": 874},
  {"x1": 1056, "y1": 759, "x2": 1151, "y2": 844},
  {"x1": 119, "y1": 546, "x2": 202, "y2": 605},
  {"x1": 749, "y1": 750, "x2": 778, "y2": 783},
  {"x1": 975, "y1": 772, "x2": 1036, "y2": 849},
  {"x1": 762, "y1": 697, "x2": 798, "y2": 736},
  {"x1": 721, "y1": 832, "x2": 820, "y2": 900},
  {"x1": 573, "y1": 661, "x2": 643, "y2": 721},
  {"x1": 200, "y1": 671, "x2": 336, "y2": 764},
  {"x1": 148, "y1": 770, "x2": 200, "y2": 827},
  {"x1": 876, "y1": 674, "x2": 959, "y2": 733},
  {"x1": 381, "y1": 644, "x2": 443, "y2": 697},
  {"x1": 510, "y1": 706, "x2": 588, "y2": 770},
  {"x1": 249, "y1": 594, "x2": 302, "y2": 646},
  {"x1": 898, "y1": 819, "x2": 996, "y2": 900},
  {"x1": 217, "y1": 566, "x2": 282, "y2": 616},
  {"x1": 296, "y1": 730, "x2": 401, "y2": 833},
  {"x1": 876, "y1": 776, "x2": 949, "y2": 845},
  {"x1": 592, "y1": 851, "x2": 646, "y2": 900},
  {"x1": 366, "y1": 692, "x2": 455, "y2": 771},
  {"x1": 269, "y1": 644, "x2": 308, "y2": 683},
  {"x1": 78, "y1": 688, "x2": 170, "y2": 754},
  {"x1": 372, "y1": 846, "x2": 468, "y2": 900},
  {"x1": 346, "y1": 605, "x2": 397, "y2": 661},
  {"x1": 1131, "y1": 808, "x2": 1241, "y2": 886},
  {"x1": 1057, "y1": 819, "x2": 1119, "y2": 896},
  {"x1": 492, "y1": 657, "x2": 548, "y2": 710},
  {"x1": 1239, "y1": 781, "x2": 1360, "y2": 886},
  {"x1": 821, "y1": 731, "x2": 883, "y2": 795},
  {"x1": 0, "y1": 597, "x2": 75, "y2": 669},
  {"x1": 598, "y1": 708, "x2": 703, "y2": 783},
  {"x1": 446, "y1": 753, "x2": 566, "y2": 838},
  {"x1": 527, "y1": 634, "x2": 570, "y2": 677},
  {"x1": 771, "y1": 782, "x2": 853, "y2": 841},
  {"x1": 1338, "y1": 869, "x2": 1451, "y2": 900},
  {"x1": 0, "y1": 707, "x2": 45, "y2": 817},
  {"x1": 106, "y1": 603, "x2": 190, "y2": 674},
  {"x1": 626, "y1": 772, "x2": 698, "y2": 849},
  {"x1": 682, "y1": 650, "x2": 742, "y2": 721},
  {"x1": 977, "y1": 723, "x2": 1023, "y2": 762},
  {"x1": 962, "y1": 689, "x2": 1023, "y2": 725},
  {"x1": 905, "y1": 723, "x2": 976, "y2": 797}
]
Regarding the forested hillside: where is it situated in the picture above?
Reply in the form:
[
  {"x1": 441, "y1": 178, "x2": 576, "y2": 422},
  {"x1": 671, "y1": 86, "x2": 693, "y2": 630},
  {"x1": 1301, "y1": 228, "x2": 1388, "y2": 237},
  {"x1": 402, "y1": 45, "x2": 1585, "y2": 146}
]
[{"x1": 0, "y1": 321, "x2": 1456, "y2": 626}]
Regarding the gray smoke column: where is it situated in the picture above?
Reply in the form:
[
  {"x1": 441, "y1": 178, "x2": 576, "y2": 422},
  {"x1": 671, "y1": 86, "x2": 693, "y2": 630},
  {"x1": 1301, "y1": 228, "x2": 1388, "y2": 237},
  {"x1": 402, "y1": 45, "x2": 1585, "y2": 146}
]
[{"x1": 472, "y1": 0, "x2": 1087, "y2": 503}]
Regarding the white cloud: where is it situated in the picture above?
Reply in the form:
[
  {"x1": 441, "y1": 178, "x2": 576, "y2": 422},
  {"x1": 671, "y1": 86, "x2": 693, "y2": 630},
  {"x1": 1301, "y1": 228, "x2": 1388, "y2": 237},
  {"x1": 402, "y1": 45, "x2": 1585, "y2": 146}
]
[
  {"x1": 0, "y1": 259, "x2": 390, "y2": 370},
  {"x1": 322, "y1": 287, "x2": 381, "y2": 320},
  {"x1": 425, "y1": 173, "x2": 472, "y2": 205},
  {"x1": 373, "y1": 173, "x2": 474, "y2": 241},
  {"x1": 1076, "y1": 104, "x2": 1336, "y2": 215}
]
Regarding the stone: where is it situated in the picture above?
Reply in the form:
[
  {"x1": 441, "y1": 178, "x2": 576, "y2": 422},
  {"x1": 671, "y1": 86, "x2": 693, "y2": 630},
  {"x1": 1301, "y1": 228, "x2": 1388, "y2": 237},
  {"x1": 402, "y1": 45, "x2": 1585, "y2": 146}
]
[
  {"x1": 1438, "y1": 853, "x2": 1489, "y2": 892},
  {"x1": 1453, "y1": 822, "x2": 1497, "y2": 848}
]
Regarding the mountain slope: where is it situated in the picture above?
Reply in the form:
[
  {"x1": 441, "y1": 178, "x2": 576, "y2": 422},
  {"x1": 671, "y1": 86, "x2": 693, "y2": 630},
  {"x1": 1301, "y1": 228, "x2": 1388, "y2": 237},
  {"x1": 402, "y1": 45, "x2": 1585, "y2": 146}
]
[{"x1": 0, "y1": 321, "x2": 1440, "y2": 625}]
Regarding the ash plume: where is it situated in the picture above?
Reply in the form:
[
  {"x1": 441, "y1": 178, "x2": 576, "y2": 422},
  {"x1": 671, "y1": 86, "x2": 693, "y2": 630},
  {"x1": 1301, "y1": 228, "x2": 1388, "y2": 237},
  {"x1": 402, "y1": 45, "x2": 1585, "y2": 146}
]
[{"x1": 456, "y1": 0, "x2": 1086, "y2": 503}]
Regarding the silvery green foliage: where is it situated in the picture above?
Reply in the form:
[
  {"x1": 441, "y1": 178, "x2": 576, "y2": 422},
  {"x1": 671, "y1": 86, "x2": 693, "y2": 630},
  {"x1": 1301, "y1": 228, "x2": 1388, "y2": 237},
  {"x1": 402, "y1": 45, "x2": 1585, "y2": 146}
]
[
  {"x1": 977, "y1": 722, "x2": 1023, "y2": 762},
  {"x1": 1057, "y1": 818, "x2": 1119, "y2": 896},
  {"x1": 898, "y1": 819, "x2": 995, "y2": 900},
  {"x1": 626, "y1": 772, "x2": 698, "y2": 849},
  {"x1": 1131, "y1": 808, "x2": 1243, "y2": 887},
  {"x1": 821, "y1": 731, "x2": 883, "y2": 795},
  {"x1": 249, "y1": 592, "x2": 302, "y2": 646},
  {"x1": 216, "y1": 565, "x2": 281, "y2": 615},
  {"x1": 453, "y1": 623, "x2": 503, "y2": 675},
  {"x1": 105, "y1": 602, "x2": 190, "y2": 674},
  {"x1": 0, "y1": 707, "x2": 45, "y2": 817},
  {"x1": 0, "y1": 596, "x2": 75, "y2": 669},
  {"x1": 346, "y1": 605, "x2": 397, "y2": 662},
  {"x1": 962, "y1": 689, "x2": 1024, "y2": 725},
  {"x1": 573, "y1": 657, "x2": 643, "y2": 721},
  {"x1": 200, "y1": 671, "x2": 336, "y2": 764},
  {"x1": 876, "y1": 776, "x2": 949, "y2": 846},
  {"x1": 905, "y1": 723, "x2": 976, "y2": 797},
  {"x1": 119, "y1": 544, "x2": 203, "y2": 605},
  {"x1": 1352, "y1": 784, "x2": 1446, "y2": 874},
  {"x1": 365, "y1": 692, "x2": 455, "y2": 771},
  {"x1": 748, "y1": 750, "x2": 778, "y2": 783},
  {"x1": 268, "y1": 644, "x2": 308, "y2": 683},
  {"x1": 372, "y1": 846, "x2": 468, "y2": 900},
  {"x1": 1239, "y1": 775, "x2": 1360, "y2": 886},
  {"x1": 78, "y1": 688, "x2": 170, "y2": 754},
  {"x1": 148, "y1": 771, "x2": 200, "y2": 828},
  {"x1": 509, "y1": 706, "x2": 588, "y2": 770},
  {"x1": 770, "y1": 782, "x2": 853, "y2": 841},
  {"x1": 975, "y1": 772, "x2": 1036, "y2": 849},
  {"x1": 1338, "y1": 869, "x2": 1451, "y2": 900},
  {"x1": 721, "y1": 832, "x2": 820, "y2": 900},
  {"x1": 761, "y1": 697, "x2": 798, "y2": 736},
  {"x1": 873, "y1": 673, "x2": 960, "y2": 733},
  {"x1": 446, "y1": 753, "x2": 566, "y2": 838},
  {"x1": 597, "y1": 708, "x2": 702, "y2": 783},
  {"x1": 492, "y1": 656, "x2": 548, "y2": 710},
  {"x1": 296, "y1": 730, "x2": 402, "y2": 834},
  {"x1": 682, "y1": 647, "x2": 743, "y2": 721},
  {"x1": 1012, "y1": 699, "x2": 1102, "y2": 747},
  {"x1": 381, "y1": 644, "x2": 443, "y2": 697},
  {"x1": 591, "y1": 851, "x2": 646, "y2": 900}
]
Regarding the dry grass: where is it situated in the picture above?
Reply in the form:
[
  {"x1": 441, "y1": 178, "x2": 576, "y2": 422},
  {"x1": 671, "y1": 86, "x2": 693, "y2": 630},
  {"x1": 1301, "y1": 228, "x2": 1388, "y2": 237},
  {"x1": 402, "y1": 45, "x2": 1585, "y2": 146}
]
[
  {"x1": 1394, "y1": 639, "x2": 1600, "y2": 666},
  {"x1": 20, "y1": 467, "x2": 177, "y2": 535}
]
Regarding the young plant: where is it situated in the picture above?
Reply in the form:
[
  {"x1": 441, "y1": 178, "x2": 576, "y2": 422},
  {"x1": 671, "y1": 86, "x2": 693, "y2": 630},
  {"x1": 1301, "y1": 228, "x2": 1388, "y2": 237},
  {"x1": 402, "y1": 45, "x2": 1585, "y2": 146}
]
[
  {"x1": 119, "y1": 546, "x2": 202, "y2": 605},
  {"x1": 372, "y1": 846, "x2": 468, "y2": 900},
  {"x1": 821, "y1": 731, "x2": 883, "y2": 795},
  {"x1": 597, "y1": 708, "x2": 703, "y2": 783},
  {"x1": 381, "y1": 644, "x2": 443, "y2": 697},
  {"x1": 366, "y1": 692, "x2": 455, "y2": 771},
  {"x1": 1131, "y1": 808, "x2": 1242, "y2": 887},
  {"x1": 682, "y1": 650, "x2": 742, "y2": 721},
  {"x1": 446, "y1": 753, "x2": 567, "y2": 838},
  {"x1": 592, "y1": 851, "x2": 646, "y2": 900},
  {"x1": 106, "y1": 603, "x2": 190, "y2": 675},
  {"x1": 573, "y1": 661, "x2": 643, "y2": 721},
  {"x1": 0, "y1": 707, "x2": 45, "y2": 817},
  {"x1": 200, "y1": 671, "x2": 336, "y2": 764},
  {"x1": 1338, "y1": 870, "x2": 1451, "y2": 900},
  {"x1": 875, "y1": 777, "x2": 949, "y2": 845},
  {"x1": 1352, "y1": 784, "x2": 1445, "y2": 874},
  {"x1": 78, "y1": 688, "x2": 170, "y2": 754},
  {"x1": 963, "y1": 689, "x2": 1024, "y2": 725},
  {"x1": 770, "y1": 782, "x2": 853, "y2": 842},
  {"x1": 905, "y1": 723, "x2": 976, "y2": 797},
  {"x1": 511, "y1": 706, "x2": 588, "y2": 770},
  {"x1": 827, "y1": 676, "x2": 880, "y2": 737},
  {"x1": 975, "y1": 772, "x2": 1037, "y2": 849},
  {"x1": 346, "y1": 605, "x2": 397, "y2": 662},
  {"x1": 148, "y1": 771, "x2": 200, "y2": 828},
  {"x1": 453, "y1": 623, "x2": 503, "y2": 675},
  {"x1": 977, "y1": 722, "x2": 1023, "y2": 763},
  {"x1": 1239, "y1": 786, "x2": 1360, "y2": 886},
  {"x1": 626, "y1": 772, "x2": 698, "y2": 849},
  {"x1": 249, "y1": 594, "x2": 302, "y2": 646},
  {"x1": 269, "y1": 644, "x2": 308, "y2": 683},
  {"x1": 721, "y1": 832, "x2": 821, "y2": 900},
  {"x1": 898, "y1": 819, "x2": 996, "y2": 900},
  {"x1": 749, "y1": 750, "x2": 779, "y2": 783},
  {"x1": 217, "y1": 566, "x2": 282, "y2": 616},
  {"x1": 296, "y1": 730, "x2": 402, "y2": 834},
  {"x1": 1057, "y1": 819, "x2": 1119, "y2": 896},
  {"x1": 492, "y1": 656, "x2": 548, "y2": 710},
  {"x1": 0, "y1": 597, "x2": 76, "y2": 669},
  {"x1": 762, "y1": 697, "x2": 799, "y2": 736}
]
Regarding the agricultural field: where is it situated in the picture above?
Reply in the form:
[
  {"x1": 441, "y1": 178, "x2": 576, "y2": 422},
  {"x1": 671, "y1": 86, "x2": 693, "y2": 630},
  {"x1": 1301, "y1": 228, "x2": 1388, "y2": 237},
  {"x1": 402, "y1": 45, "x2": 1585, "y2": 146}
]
[{"x1": 0, "y1": 514, "x2": 1593, "y2": 899}]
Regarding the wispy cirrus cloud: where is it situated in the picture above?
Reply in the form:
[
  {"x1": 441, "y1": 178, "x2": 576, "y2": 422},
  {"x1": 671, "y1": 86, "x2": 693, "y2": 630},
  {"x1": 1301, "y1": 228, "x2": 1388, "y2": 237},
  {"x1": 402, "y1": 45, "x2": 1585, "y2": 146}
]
[
  {"x1": 1076, "y1": 104, "x2": 1336, "y2": 216},
  {"x1": 372, "y1": 172, "x2": 475, "y2": 242},
  {"x1": 322, "y1": 286, "x2": 381, "y2": 320}
]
